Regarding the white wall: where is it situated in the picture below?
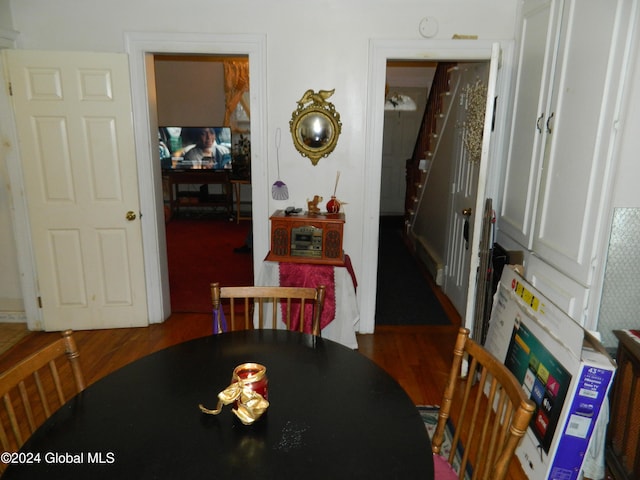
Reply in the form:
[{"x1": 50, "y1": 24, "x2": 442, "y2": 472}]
[
  {"x1": 613, "y1": 31, "x2": 640, "y2": 208},
  {"x1": 0, "y1": 1, "x2": 13, "y2": 31},
  {"x1": 154, "y1": 57, "x2": 227, "y2": 127},
  {"x1": 0, "y1": 0, "x2": 525, "y2": 321},
  {"x1": 595, "y1": 21, "x2": 640, "y2": 347}
]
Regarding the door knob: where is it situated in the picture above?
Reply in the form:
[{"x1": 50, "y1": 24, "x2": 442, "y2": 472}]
[
  {"x1": 126, "y1": 211, "x2": 137, "y2": 221},
  {"x1": 462, "y1": 208, "x2": 472, "y2": 250}
]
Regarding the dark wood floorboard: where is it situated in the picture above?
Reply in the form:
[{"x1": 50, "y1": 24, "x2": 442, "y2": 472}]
[{"x1": 0, "y1": 312, "x2": 526, "y2": 479}]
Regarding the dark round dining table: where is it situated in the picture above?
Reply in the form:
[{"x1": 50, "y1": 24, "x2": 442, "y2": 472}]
[{"x1": 2, "y1": 330, "x2": 434, "y2": 479}]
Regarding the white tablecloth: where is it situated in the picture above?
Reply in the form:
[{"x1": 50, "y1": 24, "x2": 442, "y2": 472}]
[{"x1": 256, "y1": 260, "x2": 359, "y2": 349}]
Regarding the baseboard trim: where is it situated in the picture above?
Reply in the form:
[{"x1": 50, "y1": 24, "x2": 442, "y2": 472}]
[
  {"x1": 413, "y1": 235, "x2": 444, "y2": 286},
  {"x1": 0, "y1": 311, "x2": 27, "y2": 323}
]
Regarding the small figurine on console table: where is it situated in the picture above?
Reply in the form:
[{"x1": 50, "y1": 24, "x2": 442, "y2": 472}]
[{"x1": 307, "y1": 195, "x2": 323, "y2": 215}]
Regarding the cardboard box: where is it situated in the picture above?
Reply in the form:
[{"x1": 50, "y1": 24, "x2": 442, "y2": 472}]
[{"x1": 484, "y1": 266, "x2": 615, "y2": 480}]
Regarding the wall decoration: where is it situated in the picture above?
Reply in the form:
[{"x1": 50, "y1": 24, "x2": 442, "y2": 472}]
[
  {"x1": 462, "y1": 79, "x2": 487, "y2": 163},
  {"x1": 290, "y1": 89, "x2": 342, "y2": 166}
]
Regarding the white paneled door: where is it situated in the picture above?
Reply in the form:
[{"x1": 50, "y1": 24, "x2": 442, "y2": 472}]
[
  {"x1": 5, "y1": 50, "x2": 148, "y2": 331},
  {"x1": 443, "y1": 63, "x2": 489, "y2": 318},
  {"x1": 445, "y1": 49, "x2": 499, "y2": 330},
  {"x1": 380, "y1": 88, "x2": 426, "y2": 216}
]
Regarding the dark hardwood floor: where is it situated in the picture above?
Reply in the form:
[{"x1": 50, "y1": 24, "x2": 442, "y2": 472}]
[
  {"x1": 0, "y1": 316, "x2": 460, "y2": 405},
  {"x1": 0, "y1": 297, "x2": 527, "y2": 479}
]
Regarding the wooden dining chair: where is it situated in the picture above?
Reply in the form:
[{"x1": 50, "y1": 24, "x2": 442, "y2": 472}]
[
  {"x1": 211, "y1": 283, "x2": 326, "y2": 336},
  {"x1": 0, "y1": 329, "x2": 85, "y2": 470},
  {"x1": 431, "y1": 327, "x2": 535, "y2": 480}
]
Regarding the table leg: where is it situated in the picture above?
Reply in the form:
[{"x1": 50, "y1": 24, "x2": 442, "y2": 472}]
[{"x1": 234, "y1": 182, "x2": 241, "y2": 224}]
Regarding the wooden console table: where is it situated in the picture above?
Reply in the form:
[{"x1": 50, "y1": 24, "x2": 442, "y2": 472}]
[
  {"x1": 266, "y1": 210, "x2": 345, "y2": 265},
  {"x1": 230, "y1": 178, "x2": 251, "y2": 223},
  {"x1": 163, "y1": 169, "x2": 232, "y2": 217},
  {"x1": 606, "y1": 330, "x2": 640, "y2": 479}
]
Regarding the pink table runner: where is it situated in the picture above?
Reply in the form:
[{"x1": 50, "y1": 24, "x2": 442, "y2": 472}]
[{"x1": 278, "y1": 256, "x2": 357, "y2": 333}]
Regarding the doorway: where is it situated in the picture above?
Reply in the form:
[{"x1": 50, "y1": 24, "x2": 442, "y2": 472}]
[
  {"x1": 377, "y1": 60, "x2": 492, "y2": 327},
  {"x1": 153, "y1": 53, "x2": 254, "y2": 313},
  {"x1": 126, "y1": 32, "x2": 269, "y2": 324},
  {"x1": 376, "y1": 60, "x2": 447, "y2": 326},
  {"x1": 361, "y1": 39, "x2": 506, "y2": 334},
  {"x1": 380, "y1": 61, "x2": 434, "y2": 217}
]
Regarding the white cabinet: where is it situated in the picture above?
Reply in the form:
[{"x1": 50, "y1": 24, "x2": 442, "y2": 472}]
[
  {"x1": 533, "y1": 0, "x2": 634, "y2": 285},
  {"x1": 500, "y1": 0, "x2": 635, "y2": 287},
  {"x1": 526, "y1": 255, "x2": 589, "y2": 324},
  {"x1": 500, "y1": 0, "x2": 563, "y2": 249}
]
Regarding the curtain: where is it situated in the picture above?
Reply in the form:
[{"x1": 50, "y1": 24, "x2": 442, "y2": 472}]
[{"x1": 223, "y1": 59, "x2": 250, "y2": 128}]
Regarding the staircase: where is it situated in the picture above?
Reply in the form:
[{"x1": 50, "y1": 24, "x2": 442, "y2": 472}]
[
  {"x1": 404, "y1": 62, "x2": 457, "y2": 232},
  {"x1": 404, "y1": 61, "x2": 495, "y2": 336}
]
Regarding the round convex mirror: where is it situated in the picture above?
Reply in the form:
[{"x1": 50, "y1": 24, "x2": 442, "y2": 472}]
[{"x1": 290, "y1": 89, "x2": 341, "y2": 165}]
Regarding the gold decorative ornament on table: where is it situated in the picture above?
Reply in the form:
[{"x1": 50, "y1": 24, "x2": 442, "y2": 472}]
[
  {"x1": 199, "y1": 363, "x2": 269, "y2": 426},
  {"x1": 307, "y1": 195, "x2": 323, "y2": 215}
]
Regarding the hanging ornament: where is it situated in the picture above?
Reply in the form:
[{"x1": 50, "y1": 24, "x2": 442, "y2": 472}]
[{"x1": 272, "y1": 128, "x2": 289, "y2": 200}]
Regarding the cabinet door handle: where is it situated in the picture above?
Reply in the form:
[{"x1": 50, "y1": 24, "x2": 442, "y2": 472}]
[
  {"x1": 546, "y1": 112, "x2": 555, "y2": 134},
  {"x1": 536, "y1": 113, "x2": 544, "y2": 133}
]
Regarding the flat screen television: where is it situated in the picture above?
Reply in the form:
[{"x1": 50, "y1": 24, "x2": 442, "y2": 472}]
[
  {"x1": 503, "y1": 320, "x2": 572, "y2": 454},
  {"x1": 159, "y1": 126, "x2": 232, "y2": 171}
]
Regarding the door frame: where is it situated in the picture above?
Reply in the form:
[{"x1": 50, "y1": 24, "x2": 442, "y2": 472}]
[
  {"x1": 1, "y1": 43, "x2": 42, "y2": 329},
  {"x1": 361, "y1": 39, "x2": 513, "y2": 334},
  {"x1": 125, "y1": 32, "x2": 268, "y2": 323}
]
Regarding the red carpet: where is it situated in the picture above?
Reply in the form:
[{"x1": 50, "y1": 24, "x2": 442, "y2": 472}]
[{"x1": 166, "y1": 218, "x2": 253, "y2": 313}]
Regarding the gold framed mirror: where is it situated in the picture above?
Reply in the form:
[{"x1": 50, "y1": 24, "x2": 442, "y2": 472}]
[{"x1": 290, "y1": 89, "x2": 342, "y2": 166}]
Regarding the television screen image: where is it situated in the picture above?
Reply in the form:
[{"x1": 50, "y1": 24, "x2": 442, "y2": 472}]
[
  {"x1": 159, "y1": 126, "x2": 232, "y2": 171},
  {"x1": 504, "y1": 319, "x2": 573, "y2": 453}
]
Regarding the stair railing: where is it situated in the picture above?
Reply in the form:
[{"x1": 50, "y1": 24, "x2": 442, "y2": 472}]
[{"x1": 404, "y1": 62, "x2": 457, "y2": 229}]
